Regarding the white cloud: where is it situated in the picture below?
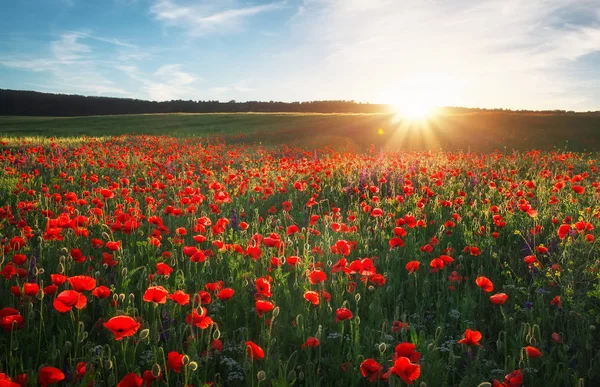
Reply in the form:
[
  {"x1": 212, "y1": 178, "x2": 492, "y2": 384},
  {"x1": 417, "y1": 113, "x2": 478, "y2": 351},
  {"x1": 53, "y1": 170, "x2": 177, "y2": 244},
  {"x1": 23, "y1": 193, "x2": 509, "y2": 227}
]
[
  {"x1": 1, "y1": 32, "x2": 131, "y2": 96},
  {"x1": 282, "y1": 0, "x2": 600, "y2": 110},
  {"x1": 150, "y1": 0, "x2": 287, "y2": 35}
]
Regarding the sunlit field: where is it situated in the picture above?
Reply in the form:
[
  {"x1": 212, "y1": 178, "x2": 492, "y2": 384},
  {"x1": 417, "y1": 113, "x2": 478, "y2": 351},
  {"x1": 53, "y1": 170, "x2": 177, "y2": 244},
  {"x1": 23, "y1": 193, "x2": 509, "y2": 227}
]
[{"x1": 1, "y1": 125, "x2": 599, "y2": 387}]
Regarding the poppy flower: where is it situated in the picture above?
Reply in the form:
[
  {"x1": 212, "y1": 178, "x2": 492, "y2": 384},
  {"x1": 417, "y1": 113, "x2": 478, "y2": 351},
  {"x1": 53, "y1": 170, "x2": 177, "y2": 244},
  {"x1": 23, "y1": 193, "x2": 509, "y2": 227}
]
[
  {"x1": 335, "y1": 308, "x2": 353, "y2": 322},
  {"x1": 246, "y1": 341, "x2": 265, "y2": 360},
  {"x1": 304, "y1": 291, "x2": 320, "y2": 305},
  {"x1": 503, "y1": 369, "x2": 523, "y2": 387},
  {"x1": 216, "y1": 288, "x2": 235, "y2": 301},
  {"x1": 68, "y1": 275, "x2": 96, "y2": 292},
  {"x1": 308, "y1": 270, "x2": 327, "y2": 285},
  {"x1": 255, "y1": 300, "x2": 275, "y2": 317},
  {"x1": 50, "y1": 274, "x2": 67, "y2": 286},
  {"x1": 475, "y1": 276, "x2": 494, "y2": 292},
  {"x1": 0, "y1": 374, "x2": 20, "y2": 387},
  {"x1": 457, "y1": 329, "x2": 483, "y2": 347},
  {"x1": 429, "y1": 258, "x2": 444, "y2": 271},
  {"x1": 53, "y1": 290, "x2": 87, "y2": 312},
  {"x1": 385, "y1": 356, "x2": 421, "y2": 385},
  {"x1": 550, "y1": 295, "x2": 562, "y2": 307},
  {"x1": 92, "y1": 286, "x2": 111, "y2": 299},
  {"x1": 106, "y1": 241, "x2": 121, "y2": 251},
  {"x1": 557, "y1": 224, "x2": 571, "y2": 239},
  {"x1": 405, "y1": 261, "x2": 420, "y2": 274},
  {"x1": 38, "y1": 367, "x2": 65, "y2": 386},
  {"x1": 394, "y1": 342, "x2": 421, "y2": 362},
  {"x1": 168, "y1": 290, "x2": 190, "y2": 305},
  {"x1": 156, "y1": 263, "x2": 173, "y2": 276},
  {"x1": 301, "y1": 337, "x2": 320, "y2": 349},
  {"x1": 572, "y1": 185, "x2": 585, "y2": 194},
  {"x1": 256, "y1": 277, "x2": 272, "y2": 298},
  {"x1": 23, "y1": 282, "x2": 39, "y2": 297},
  {"x1": 167, "y1": 351, "x2": 185, "y2": 373},
  {"x1": 360, "y1": 358, "x2": 383, "y2": 382},
  {"x1": 142, "y1": 286, "x2": 169, "y2": 304},
  {"x1": 0, "y1": 312, "x2": 24, "y2": 331},
  {"x1": 490, "y1": 293, "x2": 508, "y2": 305},
  {"x1": 103, "y1": 315, "x2": 141, "y2": 340},
  {"x1": 117, "y1": 372, "x2": 143, "y2": 387},
  {"x1": 525, "y1": 346, "x2": 542, "y2": 358},
  {"x1": 186, "y1": 307, "x2": 214, "y2": 329}
]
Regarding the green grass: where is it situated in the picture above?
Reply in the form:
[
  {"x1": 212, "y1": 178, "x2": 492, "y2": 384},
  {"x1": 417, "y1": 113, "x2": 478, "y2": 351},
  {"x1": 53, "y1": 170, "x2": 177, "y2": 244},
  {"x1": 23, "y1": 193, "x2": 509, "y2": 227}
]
[{"x1": 2, "y1": 112, "x2": 600, "y2": 151}]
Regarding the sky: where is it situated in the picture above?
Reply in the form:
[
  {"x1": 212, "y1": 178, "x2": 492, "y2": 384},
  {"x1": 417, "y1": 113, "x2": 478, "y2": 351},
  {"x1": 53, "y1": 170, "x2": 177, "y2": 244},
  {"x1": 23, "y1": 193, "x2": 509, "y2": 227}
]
[{"x1": 0, "y1": 0, "x2": 599, "y2": 111}]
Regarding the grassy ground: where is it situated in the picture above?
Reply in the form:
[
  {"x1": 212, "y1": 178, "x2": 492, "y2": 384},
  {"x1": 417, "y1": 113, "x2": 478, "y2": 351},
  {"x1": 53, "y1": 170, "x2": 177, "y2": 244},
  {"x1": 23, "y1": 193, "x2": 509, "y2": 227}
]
[{"x1": 1, "y1": 112, "x2": 600, "y2": 151}]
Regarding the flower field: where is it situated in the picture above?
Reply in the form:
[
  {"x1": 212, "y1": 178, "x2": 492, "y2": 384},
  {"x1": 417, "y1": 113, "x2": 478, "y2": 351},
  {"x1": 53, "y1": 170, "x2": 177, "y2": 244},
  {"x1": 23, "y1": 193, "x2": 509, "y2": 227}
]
[{"x1": 1, "y1": 135, "x2": 600, "y2": 386}]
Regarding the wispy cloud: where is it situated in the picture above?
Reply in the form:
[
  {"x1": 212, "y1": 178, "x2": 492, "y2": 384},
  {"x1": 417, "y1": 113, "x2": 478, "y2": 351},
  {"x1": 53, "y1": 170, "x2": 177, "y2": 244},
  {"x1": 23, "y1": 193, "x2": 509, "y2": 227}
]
[
  {"x1": 1, "y1": 32, "x2": 131, "y2": 96},
  {"x1": 150, "y1": 0, "x2": 287, "y2": 35},
  {"x1": 117, "y1": 63, "x2": 202, "y2": 100},
  {"x1": 284, "y1": 0, "x2": 600, "y2": 110}
]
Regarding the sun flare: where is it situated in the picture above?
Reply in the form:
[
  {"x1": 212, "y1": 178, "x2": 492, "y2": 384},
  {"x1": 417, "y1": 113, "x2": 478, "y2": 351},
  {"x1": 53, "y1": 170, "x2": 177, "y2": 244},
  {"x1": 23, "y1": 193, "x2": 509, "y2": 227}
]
[
  {"x1": 382, "y1": 72, "x2": 462, "y2": 122},
  {"x1": 394, "y1": 100, "x2": 436, "y2": 120}
]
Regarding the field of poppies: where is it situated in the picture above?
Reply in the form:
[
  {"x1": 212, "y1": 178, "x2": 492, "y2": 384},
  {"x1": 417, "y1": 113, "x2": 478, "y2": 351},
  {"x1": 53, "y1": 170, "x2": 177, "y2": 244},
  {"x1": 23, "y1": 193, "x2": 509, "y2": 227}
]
[{"x1": 1, "y1": 134, "x2": 600, "y2": 386}]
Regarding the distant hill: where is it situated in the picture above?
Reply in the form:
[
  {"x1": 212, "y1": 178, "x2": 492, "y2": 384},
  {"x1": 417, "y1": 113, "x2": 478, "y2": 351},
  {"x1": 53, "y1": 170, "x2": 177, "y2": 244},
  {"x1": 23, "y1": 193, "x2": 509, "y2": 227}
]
[{"x1": 0, "y1": 88, "x2": 598, "y2": 117}]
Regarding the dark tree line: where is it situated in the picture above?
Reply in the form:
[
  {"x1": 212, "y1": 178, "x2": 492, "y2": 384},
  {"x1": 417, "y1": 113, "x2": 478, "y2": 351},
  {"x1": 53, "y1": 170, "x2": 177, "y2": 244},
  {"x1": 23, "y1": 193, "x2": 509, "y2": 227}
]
[{"x1": 1, "y1": 89, "x2": 598, "y2": 116}]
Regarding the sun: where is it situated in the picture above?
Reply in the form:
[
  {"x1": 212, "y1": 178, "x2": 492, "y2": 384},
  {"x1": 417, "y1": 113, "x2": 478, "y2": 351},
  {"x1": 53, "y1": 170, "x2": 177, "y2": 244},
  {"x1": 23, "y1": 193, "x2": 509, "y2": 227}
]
[
  {"x1": 394, "y1": 100, "x2": 436, "y2": 120},
  {"x1": 381, "y1": 72, "x2": 462, "y2": 122}
]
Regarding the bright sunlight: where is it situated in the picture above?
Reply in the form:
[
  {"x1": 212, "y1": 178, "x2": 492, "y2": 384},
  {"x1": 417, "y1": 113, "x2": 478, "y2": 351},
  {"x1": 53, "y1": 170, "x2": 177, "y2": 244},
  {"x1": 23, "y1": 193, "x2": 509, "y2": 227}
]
[{"x1": 381, "y1": 72, "x2": 462, "y2": 121}]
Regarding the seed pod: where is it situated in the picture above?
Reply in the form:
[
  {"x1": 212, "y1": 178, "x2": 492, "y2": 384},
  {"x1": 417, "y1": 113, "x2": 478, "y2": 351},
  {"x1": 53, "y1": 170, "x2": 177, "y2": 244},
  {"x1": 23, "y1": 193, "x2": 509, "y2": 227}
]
[{"x1": 257, "y1": 371, "x2": 266, "y2": 382}]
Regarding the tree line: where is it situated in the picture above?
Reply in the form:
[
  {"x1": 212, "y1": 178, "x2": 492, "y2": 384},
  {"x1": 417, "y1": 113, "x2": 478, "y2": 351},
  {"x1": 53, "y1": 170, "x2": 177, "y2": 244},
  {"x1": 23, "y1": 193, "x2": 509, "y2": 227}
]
[{"x1": 1, "y1": 89, "x2": 598, "y2": 116}]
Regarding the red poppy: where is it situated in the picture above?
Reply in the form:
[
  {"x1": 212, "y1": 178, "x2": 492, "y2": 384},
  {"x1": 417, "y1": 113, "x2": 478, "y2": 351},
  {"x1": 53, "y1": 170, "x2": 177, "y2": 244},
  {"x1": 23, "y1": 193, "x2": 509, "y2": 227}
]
[
  {"x1": 256, "y1": 277, "x2": 272, "y2": 298},
  {"x1": 304, "y1": 291, "x2": 320, "y2": 305},
  {"x1": 360, "y1": 358, "x2": 383, "y2": 382},
  {"x1": 385, "y1": 356, "x2": 421, "y2": 385},
  {"x1": 458, "y1": 329, "x2": 483, "y2": 347},
  {"x1": 394, "y1": 342, "x2": 421, "y2": 362},
  {"x1": 167, "y1": 351, "x2": 185, "y2": 373},
  {"x1": 53, "y1": 290, "x2": 87, "y2": 312},
  {"x1": 335, "y1": 308, "x2": 353, "y2": 322},
  {"x1": 490, "y1": 293, "x2": 508, "y2": 305},
  {"x1": 0, "y1": 311, "x2": 24, "y2": 331},
  {"x1": 103, "y1": 315, "x2": 141, "y2": 340},
  {"x1": 525, "y1": 346, "x2": 542, "y2": 358},
  {"x1": 23, "y1": 282, "x2": 39, "y2": 297},
  {"x1": 68, "y1": 275, "x2": 97, "y2": 292},
  {"x1": 502, "y1": 369, "x2": 523, "y2": 387},
  {"x1": 106, "y1": 241, "x2": 121, "y2": 251},
  {"x1": 50, "y1": 274, "x2": 67, "y2": 286},
  {"x1": 550, "y1": 295, "x2": 562, "y2": 307},
  {"x1": 92, "y1": 286, "x2": 111, "y2": 299},
  {"x1": 301, "y1": 337, "x2": 320, "y2": 349},
  {"x1": 405, "y1": 261, "x2": 420, "y2": 274},
  {"x1": 475, "y1": 276, "x2": 494, "y2": 292},
  {"x1": 246, "y1": 341, "x2": 265, "y2": 360},
  {"x1": 186, "y1": 307, "x2": 214, "y2": 329},
  {"x1": 308, "y1": 270, "x2": 327, "y2": 285},
  {"x1": 216, "y1": 288, "x2": 235, "y2": 301},
  {"x1": 168, "y1": 290, "x2": 190, "y2": 305},
  {"x1": 117, "y1": 373, "x2": 143, "y2": 387},
  {"x1": 572, "y1": 185, "x2": 585, "y2": 194},
  {"x1": 38, "y1": 367, "x2": 65, "y2": 386},
  {"x1": 255, "y1": 300, "x2": 275, "y2": 317},
  {"x1": 142, "y1": 286, "x2": 169, "y2": 304}
]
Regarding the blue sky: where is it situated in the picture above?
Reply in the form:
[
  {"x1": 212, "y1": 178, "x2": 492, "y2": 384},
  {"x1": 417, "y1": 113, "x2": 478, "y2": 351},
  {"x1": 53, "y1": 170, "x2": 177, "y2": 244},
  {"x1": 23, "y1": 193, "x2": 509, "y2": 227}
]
[{"x1": 1, "y1": 0, "x2": 599, "y2": 110}]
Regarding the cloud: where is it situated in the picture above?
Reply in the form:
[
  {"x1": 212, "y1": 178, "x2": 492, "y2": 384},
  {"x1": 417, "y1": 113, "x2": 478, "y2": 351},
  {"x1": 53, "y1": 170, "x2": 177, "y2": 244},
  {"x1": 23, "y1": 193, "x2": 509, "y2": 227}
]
[
  {"x1": 150, "y1": 0, "x2": 287, "y2": 35},
  {"x1": 1, "y1": 32, "x2": 131, "y2": 96},
  {"x1": 281, "y1": 0, "x2": 600, "y2": 110},
  {"x1": 116, "y1": 63, "x2": 202, "y2": 100}
]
